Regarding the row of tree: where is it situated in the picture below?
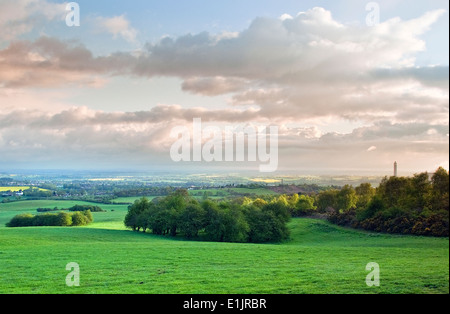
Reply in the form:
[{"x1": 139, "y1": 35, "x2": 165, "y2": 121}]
[
  {"x1": 36, "y1": 204, "x2": 106, "y2": 213},
  {"x1": 124, "y1": 190, "x2": 291, "y2": 243},
  {"x1": 114, "y1": 187, "x2": 177, "y2": 198},
  {"x1": 7, "y1": 210, "x2": 94, "y2": 227},
  {"x1": 324, "y1": 168, "x2": 449, "y2": 237},
  {"x1": 124, "y1": 168, "x2": 448, "y2": 240}
]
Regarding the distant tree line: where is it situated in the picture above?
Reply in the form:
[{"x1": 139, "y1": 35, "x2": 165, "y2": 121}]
[
  {"x1": 36, "y1": 204, "x2": 106, "y2": 213},
  {"x1": 23, "y1": 187, "x2": 53, "y2": 198},
  {"x1": 7, "y1": 210, "x2": 94, "y2": 227},
  {"x1": 324, "y1": 168, "x2": 449, "y2": 237},
  {"x1": 124, "y1": 190, "x2": 291, "y2": 243},
  {"x1": 114, "y1": 187, "x2": 177, "y2": 198}
]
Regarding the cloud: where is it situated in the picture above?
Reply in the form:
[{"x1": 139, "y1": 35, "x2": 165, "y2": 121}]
[
  {"x1": 95, "y1": 15, "x2": 138, "y2": 43},
  {"x1": 135, "y1": 8, "x2": 445, "y2": 78},
  {"x1": 181, "y1": 76, "x2": 248, "y2": 96},
  {"x1": 0, "y1": 0, "x2": 67, "y2": 41},
  {"x1": 133, "y1": 8, "x2": 447, "y2": 124},
  {"x1": 0, "y1": 7, "x2": 447, "y2": 172},
  {"x1": 1, "y1": 8, "x2": 447, "y2": 123},
  {"x1": 0, "y1": 36, "x2": 133, "y2": 88},
  {"x1": 0, "y1": 104, "x2": 447, "y2": 172}
]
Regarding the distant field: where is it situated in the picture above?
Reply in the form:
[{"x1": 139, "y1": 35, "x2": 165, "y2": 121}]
[
  {"x1": 111, "y1": 196, "x2": 157, "y2": 204},
  {"x1": 0, "y1": 187, "x2": 49, "y2": 192},
  {"x1": 189, "y1": 187, "x2": 279, "y2": 199},
  {"x1": 0, "y1": 198, "x2": 448, "y2": 294},
  {"x1": 0, "y1": 200, "x2": 129, "y2": 227}
]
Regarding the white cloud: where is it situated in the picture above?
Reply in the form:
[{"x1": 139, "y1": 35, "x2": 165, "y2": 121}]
[
  {"x1": 181, "y1": 76, "x2": 248, "y2": 96},
  {"x1": 0, "y1": 7, "x2": 448, "y2": 172},
  {"x1": 279, "y1": 14, "x2": 293, "y2": 21},
  {"x1": 96, "y1": 15, "x2": 138, "y2": 43},
  {"x1": 0, "y1": 105, "x2": 447, "y2": 172},
  {"x1": 0, "y1": 0, "x2": 67, "y2": 41}
]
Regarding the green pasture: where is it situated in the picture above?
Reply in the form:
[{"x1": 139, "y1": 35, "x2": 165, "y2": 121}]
[
  {"x1": 0, "y1": 200, "x2": 448, "y2": 294},
  {"x1": 0, "y1": 187, "x2": 49, "y2": 192}
]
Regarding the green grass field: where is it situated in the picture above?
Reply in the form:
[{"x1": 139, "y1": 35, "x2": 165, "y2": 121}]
[
  {"x1": 0, "y1": 186, "x2": 49, "y2": 192},
  {"x1": 111, "y1": 196, "x2": 157, "y2": 204},
  {"x1": 188, "y1": 187, "x2": 278, "y2": 199},
  {"x1": 0, "y1": 200, "x2": 448, "y2": 294}
]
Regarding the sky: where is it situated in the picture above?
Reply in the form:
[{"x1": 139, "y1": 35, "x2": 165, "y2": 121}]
[{"x1": 0, "y1": 0, "x2": 448, "y2": 175}]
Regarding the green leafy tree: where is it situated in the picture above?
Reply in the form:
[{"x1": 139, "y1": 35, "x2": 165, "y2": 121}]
[
  {"x1": 293, "y1": 195, "x2": 317, "y2": 217},
  {"x1": 336, "y1": 185, "x2": 357, "y2": 212},
  {"x1": 57, "y1": 212, "x2": 73, "y2": 226},
  {"x1": 124, "y1": 197, "x2": 152, "y2": 231},
  {"x1": 71, "y1": 212, "x2": 88, "y2": 226},
  {"x1": 355, "y1": 183, "x2": 376, "y2": 209},
  {"x1": 377, "y1": 176, "x2": 411, "y2": 209},
  {"x1": 179, "y1": 202, "x2": 206, "y2": 238},
  {"x1": 431, "y1": 167, "x2": 449, "y2": 212},
  {"x1": 409, "y1": 172, "x2": 432, "y2": 213},
  {"x1": 357, "y1": 195, "x2": 384, "y2": 221},
  {"x1": 203, "y1": 201, "x2": 249, "y2": 243},
  {"x1": 316, "y1": 189, "x2": 339, "y2": 212},
  {"x1": 245, "y1": 204, "x2": 289, "y2": 243}
]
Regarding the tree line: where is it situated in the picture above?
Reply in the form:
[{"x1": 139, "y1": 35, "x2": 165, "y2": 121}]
[
  {"x1": 124, "y1": 189, "x2": 291, "y2": 243},
  {"x1": 36, "y1": 204, "x2": 106, "y2": 213},
  {"x1": 7, "y1": 210, "x2": 94, "y2": 227},
  {"x1": 323, "y1": 167, "x2": 449, "y2": 237},
  {"x1": 114, "y1": 187, "x2": 177, "y2": 198}
]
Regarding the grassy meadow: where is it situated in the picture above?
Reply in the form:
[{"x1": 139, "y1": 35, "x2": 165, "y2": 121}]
[
  {"x1": 0, "y1": 199, "x2": 448, "y2": 294},
  {"x1": 0, "y1": 187, "x2": 49, "y2": 192}
]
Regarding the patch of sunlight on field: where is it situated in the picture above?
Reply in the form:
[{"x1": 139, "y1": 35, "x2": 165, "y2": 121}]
[{"x1": 0, "y1": 187, "x2": 49, "y2": 192}]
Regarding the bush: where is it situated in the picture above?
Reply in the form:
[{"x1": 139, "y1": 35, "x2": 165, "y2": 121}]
[
  {"x1": 69, "y1": 205, "x2": 105, "y2": 212},
  {"x1": 57, "y1": 212, "x2": 73, "y2": 226},
  {"x1": 6, "y1": 214, "x2": 34, "y2": 227},
  {"x1": 6, "y1": 210, "x2": 93, "y2": 228}
]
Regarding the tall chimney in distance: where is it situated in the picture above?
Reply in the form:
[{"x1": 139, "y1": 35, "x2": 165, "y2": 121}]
[{"x1": 394, "y1": 161, "x2": 398, "y2": 177}]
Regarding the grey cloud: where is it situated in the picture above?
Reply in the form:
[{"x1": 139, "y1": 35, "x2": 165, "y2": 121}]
[
  {"x1": 181, "y1": 77, "x2": 249, "y2": 96},
  {"x1": 370, "y1": 66, "x2": 449, "y2": 90},
  {"x1": 0, "y1": 7, "x2": 448, "y2": 172},
  {"x1": 0, "y1": 36, "x2": 134, "y2": 88},
  {"x1": 1, "y1": 8, "x2": 447, "y2": 123}
]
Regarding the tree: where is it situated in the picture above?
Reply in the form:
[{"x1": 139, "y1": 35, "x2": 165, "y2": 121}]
[
  {"x1": 357, "y1": 195, "x2": 384, "y2": 221},
  {"x1": 179, "y1": 201, "x2": 205, "y2": 238},
  {"x1": 245, "y1": 204, "x2": 290, "y2": 243},
  {"x1": 252, "y1": 198, "x2": 268, "y2": 208},
  {"x1": 336, "y1": 185, "x2": 357, "y2": 212},
  {"x1": 377, "y1": 176, "x2": 410, "y2": 209},
  {"x1": 329, "y1": 169, "x2": 449, "y2": 237},
  {"x1": 203, "y1": 201, "x2": 249, "y2": 243},
  {"x1": 289, "y1": 194, "x2": 300, "y2": 210},
  {"x1": 71, "y1": 212, "x2": 89, "y2": 226},
  {"x1": 6, "y1": 214, "x2": 34, "y2": 227},
  {"x1": 83, "y1": 210, "x2": 93, "y2": 223},
  {"x1": 355, "y1": 183, "x2": 376, "y2": 209},
  {"x1": 161, "y1": 190, "x2": 190, "y2": 236},
  {"x1": 409, "y1": 172, "x2": 432, "y2": 213},
  {"x1": 123, "y1": 190, "x2": 292, "y2": 243},
  {"x1": 220, "y1": 204, "x2": 250, "y2": 243},
  {"x1": 432, "y1": 167, "x2": 450, "y2": 196},
  {"x1": 431, "y1": 167, "x2": 449, "y2": 212},
  {"x1": 124, "y1": 197, "x2": 152, "y2": 231},
  {"x1": 203, "y1": 200, "x2": 226, "y2": 242},
  {"x1": 316, "y1": 189, "x2": 338, "y2": 212},
  {"x1": 266, "y1": 198, "x2": 291, "y2": 223},
  {"x1": 57, "y1": 212, "x2": 73, "y2": 226},
  {"x1": 293, "y1": 195, "x2": 317, "y2": 217}
]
